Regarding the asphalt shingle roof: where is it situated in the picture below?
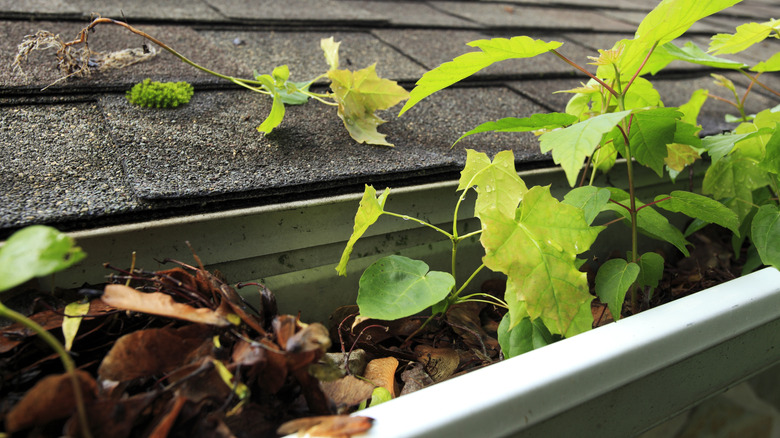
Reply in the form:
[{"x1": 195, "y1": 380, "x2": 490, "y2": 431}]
[{"x1": 1, "y1": 0, "x2": 779, "y2": 236}]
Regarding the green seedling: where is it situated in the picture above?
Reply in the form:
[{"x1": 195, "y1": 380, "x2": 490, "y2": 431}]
[
  {"x1": 0, "y1": 226, "x2": 91, "y2": 437},
  {"x1": 343, "y1": 0, "x2": 779, "y2": 357},
  {"x1": 14, "y1": 19, "x2": 408, "y2": 146}
]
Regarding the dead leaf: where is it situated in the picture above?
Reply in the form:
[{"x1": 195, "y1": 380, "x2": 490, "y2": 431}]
[
  {"x1": 102, "y1": 284, "x2": 231, "y2": 326},
  {"x1": 98, "y1": 324, "x2": 212, "y2": 381},
  {"x1": 363, "y1": 357, "x2": 398, "y2": 398},
  {"x1": 446, "y1": 302, "x2": 500, "y2": 355},
  {"x1": 148, "y1": 396, "x2": 188, "y2": 438},
  {"x1": 399, "y1": 363, "x2": 434, "y2": 395},
  {"x1": 320, "y1": 375, "x2": 375, "y2": 410},
  {"x1": 277, "y1": 415, "x2": 374, "y2": 437},
  {"x1": 414, "y1": 345, "x2": 460, "y2": 382},
  {"x1": 5, "y1": 370, "x2": 97, "y2": 433}
]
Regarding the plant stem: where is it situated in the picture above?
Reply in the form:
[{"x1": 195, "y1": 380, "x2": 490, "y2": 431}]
[
  {"x1": 452, "y1": 264, "x2": 486, "y2": 299},
  {"x1": 0, "y1": 302, "x2": 92, "y2": 438},
  {"x1": 383, "y1": 211, "x2": 452, "y2": 238},
  {"x1": 739, "y1": 70, "x2": 780, "y2": 99},
  {"x1": 549, "y1": 50, "x2": 619, "y2": 97}
]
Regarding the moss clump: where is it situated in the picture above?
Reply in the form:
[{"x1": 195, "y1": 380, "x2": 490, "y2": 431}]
[{"x1": 126, "y1": 78, "x2": 194, "y2": 108}]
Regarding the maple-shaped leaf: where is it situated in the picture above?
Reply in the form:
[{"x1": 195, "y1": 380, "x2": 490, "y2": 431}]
[
  {"x1": 458, "y1": 149, "x2": 528, "y2": 218},
  {"x1": 336, "y1": 185, "x2": 390, "y2": 276},
  {"x1": 651, "y1": 41, "x2": 748, "y2": 73},
  {"x1": 621, "y1": 108, "x2": 681, "y2": 176},
  {"x1": 321, "y1": 37, "x2": 340, "y2": 71},
  {"x1": 328, "y1": 64, "x2": 409, "y2": 146},
  {"x1": 480, "y1": 185, "x2": 603, "y2": 337},
  {"x1": 400, "y1": 37, "x2": 562, "y2": 115},
  {"x1": 654, "y1": 190, "x2": 740, "y2": 235},
  {"x1": 539, "y1": 110, "x2": 631, "y2": 187}
]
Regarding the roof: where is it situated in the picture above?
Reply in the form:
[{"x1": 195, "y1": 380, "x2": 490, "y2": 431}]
[{"x1": 1, "y1": 0, "x2": 779, "y2": 236}]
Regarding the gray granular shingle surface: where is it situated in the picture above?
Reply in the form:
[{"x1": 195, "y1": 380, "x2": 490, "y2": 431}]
[
  {"x1": 1, "y1": 0, "x2": 779, "y2": 234},
  {"x1": 0, "y1": 103, "x2": 139, "y2": 229}
]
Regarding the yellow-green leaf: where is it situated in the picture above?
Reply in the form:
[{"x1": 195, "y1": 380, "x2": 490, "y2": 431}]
[
  {"x1": 399, "y1": 37, "x2": 562, "y2": 115},
  {"x1": 480, "y1": 186, "x2": 602, "y2": 336},
  {"x1": 752, "y1": 52, "x2": 780, "y2": 73},
  {"x1": 665, "y1": 143, "x2": 701, "y2": 171},
  {"x1": 336, "y1": 185, "x2": 390, "y2": 276},
  {"x1": 321, "y1": 37, "x2": 341, "y2": 71},
  {"x1": 328, "y1": 64, "x2": 409, "y2": 146},
  {"x1": 709, "y1": 19, "x2": 780, "y2": 55},
  {"x1": 63, "y1": 301, "x2": 90, "y2": 351},
  {"x1": 458, "y1": 149, "x2": 528, "y2": 218}
]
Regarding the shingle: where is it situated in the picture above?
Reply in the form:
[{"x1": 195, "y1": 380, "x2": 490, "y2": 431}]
[
  {"x1": 197, "y1": 30, "x2": 426, "y2": 83},
  {"x1": 202, "y1": 0, "x2": 381, "y2": 24},
  {"x1": 101, "y1": 86, "x2": 547, "y2": 200},
  {"x1": 346, "y1": 1, "x2": 479, "y2": 28},
  {"x1": 429, "y1": 2, "x2": 636, "y2": 32},
  {"x1": 65, "y1": 0, "x2": 226, "y2": 22},
  {"x1": 0, "y1": 103, "x2": 139, "y2": 228}
]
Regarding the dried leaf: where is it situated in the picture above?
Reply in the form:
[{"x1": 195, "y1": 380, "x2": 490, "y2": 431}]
[
  {"x1": 399, "y1": 363, "x2": 434, "y2": 395},
  {"x1": 5, "y1": 370, "x2": 97, "y2": 433},
  {"x1": 101, "y1": 284, "x2": 231, "y2": 326},
  {"x1": 362, "y1": 357, "x2": 398, "y2": 398},
  {"x1": 98, "y1": 324, "x2": 212, "y2": 381},
  {"x1": 414, "y1": 345, "x2": 460, "y2": 382},
  {"x1": 277, "y1": 415, "x2": 374, "y2": 437},
  {"x1": 320, "y1": 375, "x2": 375, "y2": 409}
]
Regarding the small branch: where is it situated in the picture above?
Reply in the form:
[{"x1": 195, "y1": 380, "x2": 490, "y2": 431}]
[
  {"x1": 624, "y1": 41, "x2": 659, "y2": 95},
  {"x1": 383, "y1": 211, "x2": 453, "y2": 239},
  {"x1": 609, "y1": 199, "x2": 631, "y2": 211},
  {"x1": 739, "y1": 70, "x2": 780, "y2": 99},
  {"x1": 637, "y1": 196, "x2": 671, "y2": 212},
  {"x1": 550, "y1": 50, "x2": 619, "y2": 97}
]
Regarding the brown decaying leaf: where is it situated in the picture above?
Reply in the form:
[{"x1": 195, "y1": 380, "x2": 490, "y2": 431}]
[
  {"x1": 98, "y1": 324, "x2": 212, "y2": 381},
  {"x1": 277, "y1": 415, "x2": 374, "y2": 437},
  {"x1": 320, "y1": 375, "x2": 375, "y2": 409},
  {"x1": 148, "y1": 396, "x2": 188, "y2": 438},
  {"x1": 414, "y1": 345, "x2": 460, "y2": 383},
  {"x1": 65, "y1": 391, "x2": 160, "y2": 438},
  {"x1": 5, "y1": 370, "x2": 97, "y2": 433},
  {"x1": 101, "y1": 284, "x2": 231, "y2": 326},
  {"x1": 446, "y1": 302, "x2": 500, "y2": 355},
  {"x1": 363, "y1": 357, "x2": 398, "y2": 398},
  {"x1": 400, "y1": 363, "x2": 435, "y2": 396}
]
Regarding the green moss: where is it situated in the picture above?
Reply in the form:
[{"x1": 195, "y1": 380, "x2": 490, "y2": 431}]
[{"x1": 126, "y1": 78, "x2": 194, "y2": 108}]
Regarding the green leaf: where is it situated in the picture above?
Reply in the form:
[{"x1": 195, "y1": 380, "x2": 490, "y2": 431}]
[
  {"x1": 336, "y1": 185, "x2": 390, "y2": 276},
  {"x1": 636, "y1": 252, "x2": 664, "y2": 289},
  {"x1": 751, "y1": 204, "x2": 780, "y2": 270},
  {"x1": 709, "y1": 19, "x2": 780, "y2": 55},
  {"x1": 63, "y1": 301, "x2": 90, "y2": 351},
  {"x1": 752, "y1": 52, "x2": 780, "y2": 72},
  {"x1": 453, "y1": 113, "x2": 578, "y2": 146},
  {"x1": 656, "y1": 41, "x2": 748, "y2": 70},
  {"x1": 497, "y1": 313, "x2": 554, "y2": 359},
  {"x1": 399, "y1": 37, "x2": 562, "y2": 115},
  {"x1": 678, "y1": 88, "x2": 709, "y2": 127},
  {"x1": 701, "y1": 132, "x2": 755, "y2": 164},
  {"x1": 562, "y1": 186, "x2": 612, "y2": 225},
  {"x1": 321, "y1": 37, "x2": 341, "y2": 71},
  {"x1": 328, "y1": 64, "x2": 409, "y2": 146},
  {"x1": 595, "y1": 259, "x2": 639, "y2": 321},
  {"x1": 458, "y1": 149, "x2": 528, "y2": 218},
  {"x1": 617, "y1": 0, "x2": 741, "y2": 76},
  {"x1": 654, "y1": 191, "x2": 740, "y2": 234},
  {"x1": 480, "y1": 185, "x2": 602, "y2": 336},
  {"x1": 255, "y1": 74, "x2": 286, "y2": 134},
  {"x1": 623, "y1": 108, "x2": 681, "y2": 176},
  {"x1": 0, "y1": 225, "x2": 86, "y2": 292},
  {"x1": 761, "y1": 127, "x2": 780, "y2": 174},
  {"x1": 593, "y1": 140, "x2": 618, "y2": 174},
  {"x1": 539, "y1": 110, "x2": 632, "y2": 187},
  {"x1": 604, "y1": 188, "x2": 691, "y2": 256},
  {"x1": 665, "y1": 143, "x2": 701, "y2": 172},
  {"x1": 369, "y1": 386, "x2": 393, "y2": 407},
  {"x1": 702, "y1": 152, "x2": 770, "y2": 223},
  {"x1": 357, "y1": 255, "x2": 455, "y2": 320}
]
